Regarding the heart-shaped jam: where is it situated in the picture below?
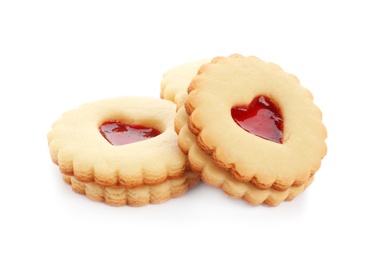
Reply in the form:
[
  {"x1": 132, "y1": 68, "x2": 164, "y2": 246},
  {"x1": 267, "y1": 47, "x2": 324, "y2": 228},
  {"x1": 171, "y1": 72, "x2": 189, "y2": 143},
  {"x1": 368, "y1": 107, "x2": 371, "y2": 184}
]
[
  {"x1": 231, "y1": 96, "x2": 283, "y2": 144},
  {"x1": 99, "y1": 121, "x2": 161, "y2": 146}
]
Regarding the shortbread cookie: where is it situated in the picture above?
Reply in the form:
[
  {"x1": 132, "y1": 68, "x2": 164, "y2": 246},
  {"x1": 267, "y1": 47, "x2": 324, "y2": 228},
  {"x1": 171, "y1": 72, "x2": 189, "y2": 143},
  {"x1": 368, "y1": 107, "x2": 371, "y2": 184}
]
[
  {"x1": 160, "y1": 59, "x2": 211, "y2": 109},
  {"x1": 185, "y1": 55, "x2": 327, "y2": 191},
  {"x1": 175, "y1": 105, "x2": 313, "y2": 206},
  {"x1": 48, "y1": 96, "x2": 199, "y2": 205},
  {"x1": 165, "y1": 59, "x2": 316, "y2": 205}
]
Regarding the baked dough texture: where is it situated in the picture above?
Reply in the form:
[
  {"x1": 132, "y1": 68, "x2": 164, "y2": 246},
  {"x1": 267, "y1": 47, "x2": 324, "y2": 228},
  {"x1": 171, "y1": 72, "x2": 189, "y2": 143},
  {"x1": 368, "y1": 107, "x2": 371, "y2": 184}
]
[
  {"x1": 160, "y1": 55, "x2": 327, "y2": 205},
  {"x1": 48, "y1": 96, "x2": 199, "y2": 206},
  {"x1": 48, "y1": 54, "x2": 327, "y2": 207},
  {"x1": 185, "y1": 55, "x2": 327, "y2": 191},
  {"x1": 175, "y1": 103, "x2": 313, "y2": 206},
  {"x1": 160, "y1": 59, "x2": 211, "y2": 109},
  {"x1": 62, "y1": 171, "x2": 199, "y2": 207}
]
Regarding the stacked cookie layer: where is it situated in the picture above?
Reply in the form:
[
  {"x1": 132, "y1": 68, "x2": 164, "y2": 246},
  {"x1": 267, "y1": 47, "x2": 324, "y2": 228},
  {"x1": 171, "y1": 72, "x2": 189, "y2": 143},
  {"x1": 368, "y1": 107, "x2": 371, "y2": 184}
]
[{"x1": 161, "y1": 55, "x2": 327, "y2": 206}]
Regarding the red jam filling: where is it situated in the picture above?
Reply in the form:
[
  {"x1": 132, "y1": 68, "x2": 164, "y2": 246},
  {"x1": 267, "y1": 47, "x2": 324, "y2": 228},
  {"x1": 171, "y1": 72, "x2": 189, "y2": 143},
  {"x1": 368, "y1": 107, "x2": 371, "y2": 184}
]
[
  {"x1": 99, "y1": 121, "x2": 161, "y2": 146},
  {"x1": 231, "y1": 96, "x2": 283, "y2": 144}
]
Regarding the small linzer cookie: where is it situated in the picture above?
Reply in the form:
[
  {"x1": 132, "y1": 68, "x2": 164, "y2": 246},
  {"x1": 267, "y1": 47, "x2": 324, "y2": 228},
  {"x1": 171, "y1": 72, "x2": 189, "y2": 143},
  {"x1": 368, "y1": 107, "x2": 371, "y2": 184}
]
[
  {"x1": 161, "y1": 59, "x2": 211, "y2": 109},
  {"x1": 185, "y1": 54, "x2": 327, "y2": 192},
  {"x1": 47, "y1": 97, "x2": 200, "y2": 206}
]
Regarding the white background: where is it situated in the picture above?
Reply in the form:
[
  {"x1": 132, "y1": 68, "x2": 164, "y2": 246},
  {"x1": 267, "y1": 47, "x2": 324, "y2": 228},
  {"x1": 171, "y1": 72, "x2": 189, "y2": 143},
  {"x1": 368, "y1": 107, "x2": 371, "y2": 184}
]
[{"x1": 1, "y1": 1, "x2": 376, "y2": 259}]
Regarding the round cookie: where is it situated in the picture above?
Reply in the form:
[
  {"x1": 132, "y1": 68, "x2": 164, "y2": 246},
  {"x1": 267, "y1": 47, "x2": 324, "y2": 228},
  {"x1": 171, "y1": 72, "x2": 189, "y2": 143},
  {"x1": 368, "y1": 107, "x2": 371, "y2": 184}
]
[
  {"x1": 185, "y1": 55, "x2": 327, "y2": 191},
  {"x1": 48, "y1": 96, "x2": 200, "y2": 206},
  {"x1": 160, "y1": 59, "x2": 211, "y2": 109},
  {"x1": 175, "y1": 105, "x2": 313, "y2": 206}
]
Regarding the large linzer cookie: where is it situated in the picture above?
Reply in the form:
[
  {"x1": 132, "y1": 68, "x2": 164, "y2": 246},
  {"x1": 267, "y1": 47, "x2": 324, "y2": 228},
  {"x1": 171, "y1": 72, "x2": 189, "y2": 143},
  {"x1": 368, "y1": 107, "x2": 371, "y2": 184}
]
[
  {"x1": 47, "y1": 97, "x2": 200, "y2": 206},
  {"x1": 161, "y1": 58, "x2": 318, "y2": 205},
  {"x1": 185, "y1": 54, "x2": 327, "y2": 192}
]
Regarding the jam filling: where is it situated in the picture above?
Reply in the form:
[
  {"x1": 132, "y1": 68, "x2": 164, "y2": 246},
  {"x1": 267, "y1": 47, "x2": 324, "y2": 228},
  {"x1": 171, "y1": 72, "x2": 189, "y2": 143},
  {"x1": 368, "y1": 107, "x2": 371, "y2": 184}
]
[
  {"x1": 99, "y1": 121, "x2": 161, "y2": 146},
  {"x1": 231, "y1": 95, "x2": 283, "y2": 144}
]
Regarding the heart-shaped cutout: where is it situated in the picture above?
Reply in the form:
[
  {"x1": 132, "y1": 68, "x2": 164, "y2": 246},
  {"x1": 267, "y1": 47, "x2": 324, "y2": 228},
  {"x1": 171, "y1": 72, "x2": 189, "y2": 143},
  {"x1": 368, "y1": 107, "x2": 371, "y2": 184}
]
[
  {"x1": 99, "y1": 121, "x2": 161, "y2": 146},
  {"x1": 231, "y1": 96, "x2": 283, "y2": 144}
]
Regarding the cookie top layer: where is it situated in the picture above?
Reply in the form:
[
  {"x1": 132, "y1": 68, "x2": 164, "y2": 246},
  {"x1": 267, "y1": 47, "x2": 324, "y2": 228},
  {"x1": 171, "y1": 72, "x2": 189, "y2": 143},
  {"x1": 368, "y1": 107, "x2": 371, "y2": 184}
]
[
  {"x1": 185, "y1": 55, "x2": 327, "y2": 191},
  {"x1": 48, "y1": 97, "x2": 186, "y2": 188}
]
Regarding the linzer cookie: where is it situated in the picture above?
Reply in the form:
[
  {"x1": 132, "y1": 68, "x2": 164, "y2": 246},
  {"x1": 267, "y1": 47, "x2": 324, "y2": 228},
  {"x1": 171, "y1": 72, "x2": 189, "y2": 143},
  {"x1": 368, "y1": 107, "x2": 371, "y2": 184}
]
[
  {"x1": 158, "y1": 58, "x2": 319, "y2": 205},
  {"x1": 185, "y1": 54, "x2": 327, "y2": 192},
  {"x1": 47, "y1": 97, "x2": 200, "y2": 206}
]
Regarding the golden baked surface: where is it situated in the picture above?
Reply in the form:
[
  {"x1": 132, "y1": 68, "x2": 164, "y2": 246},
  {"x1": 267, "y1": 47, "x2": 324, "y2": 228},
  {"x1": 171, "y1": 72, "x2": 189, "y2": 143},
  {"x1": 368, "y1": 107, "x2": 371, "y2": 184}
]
[
  {"x1": 185, "y1": 55, "x2": 327, "y2": 191},
  {"x1": 48, "y1": 96, "x2": 200, "y2": 206}
]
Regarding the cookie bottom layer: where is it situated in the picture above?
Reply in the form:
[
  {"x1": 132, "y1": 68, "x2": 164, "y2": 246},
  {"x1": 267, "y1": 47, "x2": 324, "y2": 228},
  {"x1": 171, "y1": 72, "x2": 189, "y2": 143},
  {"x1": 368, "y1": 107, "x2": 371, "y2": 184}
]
[
  {"x1": 201, "y1": 168, "x2": 313, "y2": 206},
  {"x1": 62, "y1": 171, "x2": 200, "y2": 206}
]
